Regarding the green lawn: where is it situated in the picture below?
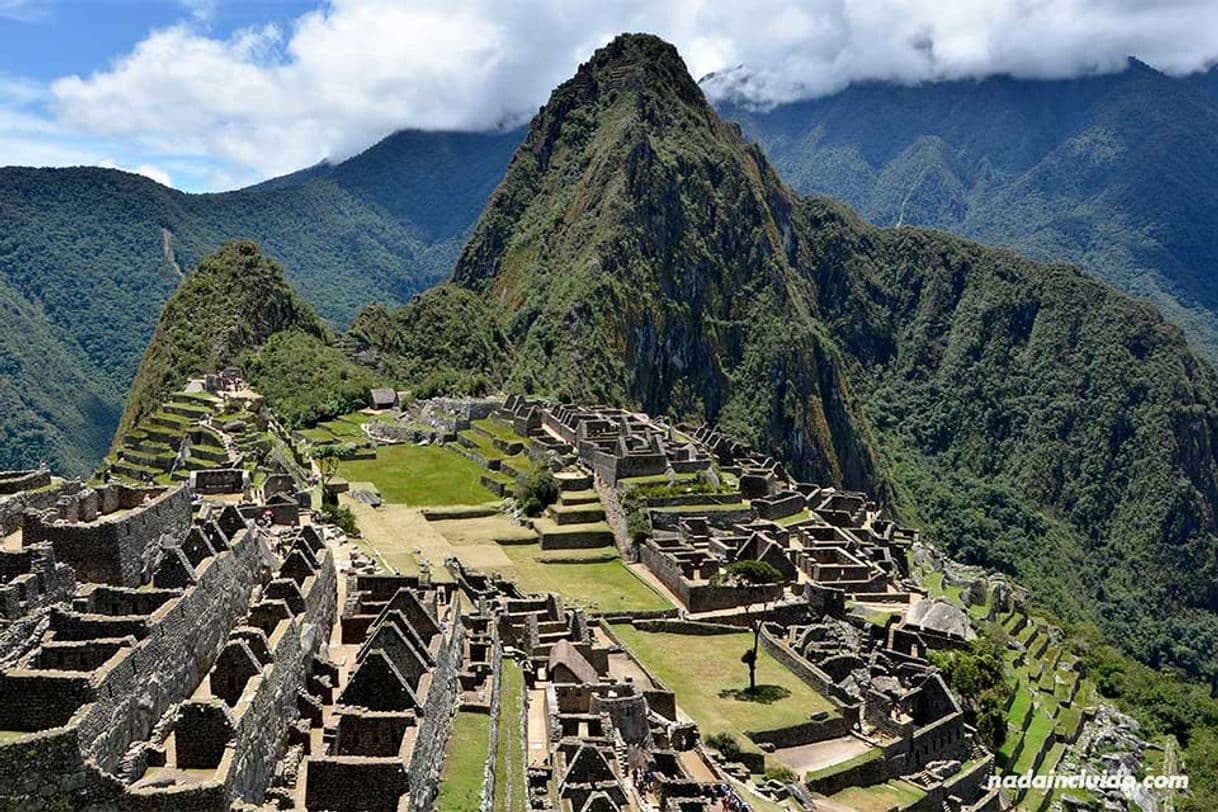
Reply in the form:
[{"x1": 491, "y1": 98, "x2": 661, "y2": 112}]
[
  {"x1": 494, "y1": 661, "x2": 527, "y2": 812},
  {"x1": 499, "y1": 550, "x2": 671, "y2": 613},
  {"x1": 472, "y1": 417, "x2": 522, "y2": 443},
  {"x1": 827, "y1": 779, "x2": 926, "y2": 811},
  {"x1": 437, "y1": 711, "x2": 491, "y2": 810},
  {"x1": 336, "y1": 443, "x2": 495, "y2": 505},
  {"x1": 610, "y1": 625, "x2": 837, "y2": 750}
]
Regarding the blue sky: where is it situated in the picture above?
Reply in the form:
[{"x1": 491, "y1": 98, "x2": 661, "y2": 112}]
[
  {"x1": 3, "y1": 0, "x2": 1216, "y2": 193},
  {"x1": 2, "y1": 2, "x2": 312, "y2": 80}
]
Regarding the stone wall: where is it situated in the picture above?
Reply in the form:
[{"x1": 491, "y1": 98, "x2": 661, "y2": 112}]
[
  {"x1": 405, "y1": 603, "x2": 465, "y2": 812},
  {"x1": 76, "y1": 528, "x2": 269, "y2": 776},
  {"x1": 225, "y1": 548, "x2": 338, "y2": 803},
  {"x1": 0, "y1": 725, "x2": 125, "y2": 809},
  {"x1": 637, "y1": 543, "x2": 782, "y2": 612},
  {"x1": 759, "y1": 627, "x2": 858, "y2": 708},
  {"x1": 0, "y1": 479, "x2": 81, "y2": 536},
  {"x1": 23, "y1": 485, "x2": 192, "y2": 586},
  {"x1": 0, "y1": 469, "x2": 50, "y2": 495},
  {"x1": 479, "y1": 629, "x2": 504, "y2": 812},
  {"x1": 0, "y1": 542, "x2": 75, "y2": 622},
  {"x1": 190, "y1": 469, "x2": 247, "y2": 495}
]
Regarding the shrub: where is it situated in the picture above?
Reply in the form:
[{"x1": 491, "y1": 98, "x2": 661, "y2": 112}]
[
  {"x1": 317, "y1": 504, "x2": 358, "y2": 536},
  {"x1": 765, "y1": 764, "x2": 797, "y2": 783},
  {"x1": 704, "y1": 732, "x2": 743, "y2": 761},
  {"x1": 515, "y1": 466, "x2": 560, "y2": 517}
]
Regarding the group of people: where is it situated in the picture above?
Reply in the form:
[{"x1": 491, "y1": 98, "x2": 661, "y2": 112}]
[{"x1": 707, "y1": 782, "x2": 753, "y2": 811}]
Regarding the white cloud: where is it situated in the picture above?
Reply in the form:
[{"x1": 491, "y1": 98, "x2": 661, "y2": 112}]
[
  {"x1": 7, "y1": 0, "x2": 1218, "y2": 189},
  {"x1": 96, "y1": 158, "x2": 173, "y2": 187},
  {"x1": 0, "y1": 0, "x2": 51, "y2": 22}
]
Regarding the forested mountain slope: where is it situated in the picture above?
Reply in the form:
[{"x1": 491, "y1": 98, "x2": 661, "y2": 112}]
[
  {"x1": 718, "y1": 59, "x2": 1218, "y2": 366},
  {"x1": 0, "y1": 127, "x2": 518, "y2": 474},
  {"x1": 418, "y1": 33, "x2": 1218, "y2": 679}
]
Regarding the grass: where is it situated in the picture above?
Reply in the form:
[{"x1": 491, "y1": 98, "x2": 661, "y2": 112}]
[
  {"x1": 336, "y1": 443, "x2": 495, "y2": 505},
  {"x1": 610, "y1": 625, "x2": 836, "y2": 751},
  {"x1": 494, "y1": 660, "x2": 527, "y2": 812},
  {"x1": 805, "y1": 746, "x2": 881, "y2": 781},
  {"x1": 775, "y1": 510, "x2": 813, "y2": 526},
  {"x1": 826, "y1": 779, "x2": 926, "y2": 811},
  {"x1": 1011, "y1": 710, "x2": 1056, "y2": 774},
  {"x1": 480, "y1": 539, "x2": 669, "y2": 612},
  {"x1": 437, "y1": 711, "x2": 491, "y2": 810},
  {"x1": 472, "y1": 417, "x2": 522, "y2": 443}
]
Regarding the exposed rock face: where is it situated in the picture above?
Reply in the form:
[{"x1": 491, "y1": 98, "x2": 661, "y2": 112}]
[
  {"x1": 452, "y1": 33, "x2": 883, "y2": 492},
  {"x1": 907, "y1": 599, "x2": 976, "y2": 641}
]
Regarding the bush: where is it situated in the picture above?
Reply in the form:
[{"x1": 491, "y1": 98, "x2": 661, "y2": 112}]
[
  {"x1": 627, "y1": 509, "x2": 650, "y2": 544},
  {"x1": 765, "y1": 763, "x2": 797, "y2": 783},
  {"x1": 515, "y1": 466, "x2": 560, "y2": 517},
  {"x1": 317, "y1": 504, "x2": 359, "y2": 536},
  {"x1": 704, "y1": 732, "x2": 743, "y2": 761}
]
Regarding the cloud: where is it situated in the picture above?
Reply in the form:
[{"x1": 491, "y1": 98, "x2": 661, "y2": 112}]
[
  {"x1": 11, "y1": 0, "x2": 1218, "y2": 189},
  {"x1": 97, "y1": 159, "x2": 173, "y2": 187},
  {"x1": 0, "y1": 0, "x2": 52, "y2": 22}
]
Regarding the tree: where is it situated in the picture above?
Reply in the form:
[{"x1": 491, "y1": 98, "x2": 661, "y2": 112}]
[
  {"x1": 312, "y1": 442, "x2": 350, "y2": 506},
  {"x1": 723, "y1": 560, "x2": 784, "y2": 692},
  {"x1": 515, "y1": 466, "x2": 560, "y2": 517},
  {"x1": 929, "y1": 635, "x2": 1011, "y2": 750}
]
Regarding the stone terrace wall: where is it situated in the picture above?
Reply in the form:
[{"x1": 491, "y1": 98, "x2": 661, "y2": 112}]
[
  {"x1": 759, "y1": 627, "x2": 858, "y2": 708},
  {"x1": 637, "y1": 542, "x2": 781, "y2": 613},
  {"x1": 76, "y1": 528, "x2": 269, "y2": 775},
  {"x1": 0, "y1": 469, "x2": 50, "y2": 495},
  {"x1": 24, "y1": 485, "x2": 192, "y2": 586},
  {"x1": 405, "y1": 605, "x2": 465, "y2": 812},
  {"x1": 0, "y1": 480, "x2": 81, "y2": 536},
  {"x1": 226, "y1": 548, "x2": 338, "y2": 802},
  {"x1": 0, "y1": 725, "x2": 125, "y2": 809},
  {"x1": 479, "y1": 629, "x2": 505, "y2": 812}
]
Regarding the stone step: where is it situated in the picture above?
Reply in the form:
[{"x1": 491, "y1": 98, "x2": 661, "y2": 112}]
[
  {"x1": 555, "y1": 472, "x2": 592, "y2": 492},
  {"x1": 533, "y1": 519, "x2": 614, "y2": 550},
  {"x1": 547, "y1": 504, "x2": 606, "y2": 525},
  {"x1": 558, "y1": 490, "x2": 600, "y2": 506}
]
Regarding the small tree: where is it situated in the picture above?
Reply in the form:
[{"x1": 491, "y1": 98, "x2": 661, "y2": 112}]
[
  {"x1": 724, "y1": 560, "x2": 783, "y2": 692},
  {"x1": 313, "y1": 442, "x2": 349, "y2": 506},
  {"x1": 515, "y1": 466, "x2": 560, "y2": 517}
]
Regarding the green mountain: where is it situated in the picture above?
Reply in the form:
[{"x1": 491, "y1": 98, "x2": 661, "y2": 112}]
[
  {"x1": 361, "y1": 34, "x2": 1218, "y2": 680},
  {"x1": 117, "y1": 238, "x2": 382, "y2": 456},
  {"x1": 0, "y1": 127, "x2": 519, "y2": 475},
  {"x1": 717, "y1": 59, "x2": 1218, "y2": 366}
]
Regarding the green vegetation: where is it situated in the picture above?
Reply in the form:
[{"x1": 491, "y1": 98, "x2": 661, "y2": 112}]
[
  {"x1": 410, "y1": 33, "x2": 1218, "y2": 683},
  {"x1": 347, "y1": 284, "x2": 506, "y2": 397},
  {"x1": 1066, "y1": 623, "x2": 1218, "y2": 811},
  {"x1": 117, "y1": 241, "x2": 330, "y2": 442},
  {"x1": 929, "y1": 635, "x2": 1011, "y2": 749},
  {"x1": 610, "y1": 623, "x2": 836, "y2": 752},
  {"x1": 496, "y1": 548, "x2": 670, "y2": 613},
  {"x1": 725, "y1": 61, "x2": 1218, "y2": 366},
  {"x1": 514, "y1": 466, "x2": 560, "y2": 517},
  {"x1": 242, "y1": 330, "x2": 377, "y2": 429},
  {"x1": 493, "y1": 660, "x2": 527, "y2": 812},
  {"x1": 805, "y1": 747, "x2": 881, "y2": 781},
  {"x1": 0, "y1": 126, "x2": 519, "y2": 474},
  {"x1": 336, "y1": 443, "x2": 494, "y2": 506},
  {"x1": 826, "y1": 779, "x2": 925, "y2": 811},
  {"x1": 437, "y1": 711, "x2": 491, "y2": 810}
]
